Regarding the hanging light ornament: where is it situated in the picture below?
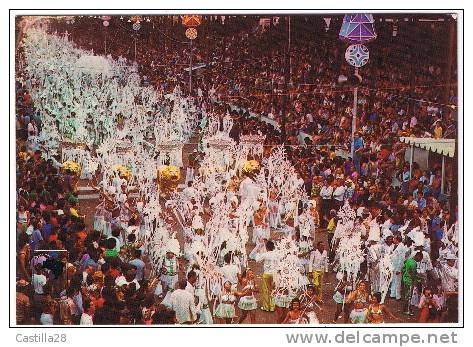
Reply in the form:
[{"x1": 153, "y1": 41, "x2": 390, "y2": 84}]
[
  {"x1": 182, "y1": 15, "x2": 201, "y2": 40},
  {"x1": 323, "y1": 17, "x2": 331, "y2": 31},
  {"x1": 181, "y1": 15, "x2": 202, "y2": 27},
  {"x1": 133, "y1": 22, "x2": 141, "y2": 31},
  {"x1": 131, "y1": 15, "x2": 143, "y2": 24},
  {"x1": 339, "y1": 14, "x2": 377, "y2": 68},
  {"x1": 339, "y1": 14, "x2": 377, "y2": 44},
  {"x1": 101, "y1": 16, "x2": 111, "y2": 27},
  {"x1": 185, "y1": 27, "x2": 197, "y2": 40},
  {"x1": 344, "y1": 44, "x2": 370, "y2": 68}
]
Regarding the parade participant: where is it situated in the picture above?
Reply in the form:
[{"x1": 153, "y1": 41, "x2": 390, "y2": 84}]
[
  {"x1": 326, "y1": 209, "x2": 337, "y2": 262},
  {"x1": 332, "y1": 274, "x2": 352, "y2": 323},
  {"x1": 402, "y1": 251, "x2": 424, "y2": 315},
  {"x1": 299, "y1": 285, "x2": 322, "y2": 324},
  {"x1": 319, "y1": 179, "x2": 333, "y2": 219},
  {"x1": 282, "y1": 202, "x2": 298, "y2": 238},
  {"x1": 440, "y1": 254, "x2": 459, "y2": 294},
  {"x1": 169, "y1": 279, "x2": 197, "y2": 324},
  {"x1": 274, "y1": 287, "x2": 296, "y2": 324},
  {"x1": 219, "y1": 252, "x2": 241, "y2": 289},
  {"x1": 282, "y1": 298, "x2": 307, "y2": 324},
  {"x1": 345, "y1": 281, "x2": 369, "y2": 324},
  {"x1": 185, "y1": 270, "x2": 198, "y2": 296},
  {"x1": 214, "y1": 281, "x2": 237, "y2": 324},
  {"x1": 251, "y1": 195, "x2": 269, "y2": 247},
  {"x1": 308, "y1": 200, "x2": 320, "y2": 232},
  {"x1": 366, "y1": 292, "x2": 399, "y2": 323},
  {"x1": 268, "y1": 189, "x2": 281, "y2": 229},
  {"x1": 255, "y1": 240, "x2": 278, "y2": 312},
  {"x1": 390, "y1": 235, "x2": 409, "y2": 300},
  {"x1": 366, "y1": 234, "x2": 383, "y2": 293},
  {"x1": 160, "y1": 249, "x2": 179, "y2": 298},
  {"x1": 193, "y1": 266, "x2": 213, "y2": 325},
  {"x1": 308, "y1": 241, "x2": 329, "y2": 302},
  {"x1": 237, "y1": 269, "x2": 258, "y2": 324}
]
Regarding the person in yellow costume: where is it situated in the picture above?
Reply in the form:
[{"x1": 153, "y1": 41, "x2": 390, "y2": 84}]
[
  {"x1": 308, "y1": 241, "x2": 329, "y2": 302},
  {"x1": 255, "y1": 240, "x2": 278, "y2": 311}
]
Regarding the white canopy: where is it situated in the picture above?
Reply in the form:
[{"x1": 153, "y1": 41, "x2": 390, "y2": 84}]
[{"x1": 400, "y1": 137, "x2": 455, "y2": 158}]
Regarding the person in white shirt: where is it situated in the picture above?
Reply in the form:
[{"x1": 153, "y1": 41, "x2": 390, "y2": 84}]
[
  {"x1": 332, "y1": 180, "x2": 346, "y2": 208},
  {"x1": 115, "y1": 269, "x2": 141, "y2": 290},
  {"x1": 80, "y1": 299, "x2": 95, "y2": 325},
  {"x1": 440, "y1": 255, "x2": 458, "y2": 293},
  {"x1": 108, "y1": 227, "x2": 123, "y2": 253},
  {"x1": 170, "y1": 279, "x2": 198, "y2": 324},
  {"x1": 255, "y1": 241, "x2": 279, "y2": 312},
  {"x1": 219, "y1": 253, "x2": 241, "y2": 289},
  {"x1": 319, "y1": 180, "x2": 333, "y2": 217},
  {"x1": 185, "y1": 270, "x2": 197, "y2": 297},
  {"x1": 32, "y1": 264, "x2": 47, "y2": 295},
  {"x1": 389, "y1": 236, "x2": 409, "y2": 300},
  {"x1": 366, "y1": 235, "x2": 384, "y2": 293},
  {"x1": 40, "y1": 303, "x2": 54, "y2": 325},
  {"x1": 308, "y1": 242, "x2": 329, "y2": 301}
]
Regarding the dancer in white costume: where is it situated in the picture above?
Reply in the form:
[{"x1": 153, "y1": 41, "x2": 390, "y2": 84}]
[
  {"x1": 300, "y1": 285, "x2": 322, "y2": 324},
  {"x1": 237, "y1": 268, "x2": 258, "y2": 324},
  {"x1": 390, "y1": 235, "x2": 409, "y2": 300},
  {"x1": 214, "y1": 281, "x2": 237, "y2": 324},
  {"x1": 160, "y1": 240, "x2": 180, "y2": 306}
]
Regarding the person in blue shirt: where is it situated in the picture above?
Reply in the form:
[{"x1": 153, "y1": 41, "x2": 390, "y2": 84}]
[
  {"x1": 41, "y1": 212, "x2": 53, "y2": 242},
  {"x1": 129, "y1": 249, "x2": 146, "y2": 282},
  {"x1": 353, "y1": 132, "x2": 364, "y2": 172},
  {"x1": 415, "y1": 191, "x2": 427, "y2": 210},
  {"x1": 30, "y1": 219, "x2": 44, "y2": 251}
]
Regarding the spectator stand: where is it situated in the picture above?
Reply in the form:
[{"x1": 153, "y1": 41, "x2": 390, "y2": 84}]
[{"x1": 400, "y1": 136, "x2": 456, "y2": 200}]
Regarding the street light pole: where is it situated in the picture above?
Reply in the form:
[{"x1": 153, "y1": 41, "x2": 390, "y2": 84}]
[
  {"x1": 134, "y1": 35, "x2": 137, "y2": 62},
  {"x1": 189, "y1": 39, "x2": 193, "y2": 96},
  {"x1": 351, "y1": 67, "x2": 359, "y2": 159}
]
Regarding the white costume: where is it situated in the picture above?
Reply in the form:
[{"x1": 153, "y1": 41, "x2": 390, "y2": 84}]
[
  {"x1": 389, "y1": 243, "x2": 409, "y2": 300},
  {"x1": 169, "y1": 289, "x2": 197, "y2": 324}
]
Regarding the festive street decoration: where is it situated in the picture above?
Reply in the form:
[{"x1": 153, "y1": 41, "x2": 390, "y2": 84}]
[
  {"x1": 242, "y1": 160, "x2": 260, "y2": 175},
  {"x1": 112, "y1": 165, "x2": 132, "y2": 180},
  {"x1": 339, "y1": 14, "x2": 377, "y2": 44},
  {"x1": 185, "y1": 27, "x2": 198, "y2": 40},
  {"x1": 344, "y1": 44, "x2": 370, "y2": 68},
  {"x1": 62, "y1": 160, "x2": 81, "y2": 176},
  {"x1": 158, "y1": 165, "x2": 181, "y2": 196},
  {"x1": 182, "y1": 15, "x2": 202, "y2": 27}
]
